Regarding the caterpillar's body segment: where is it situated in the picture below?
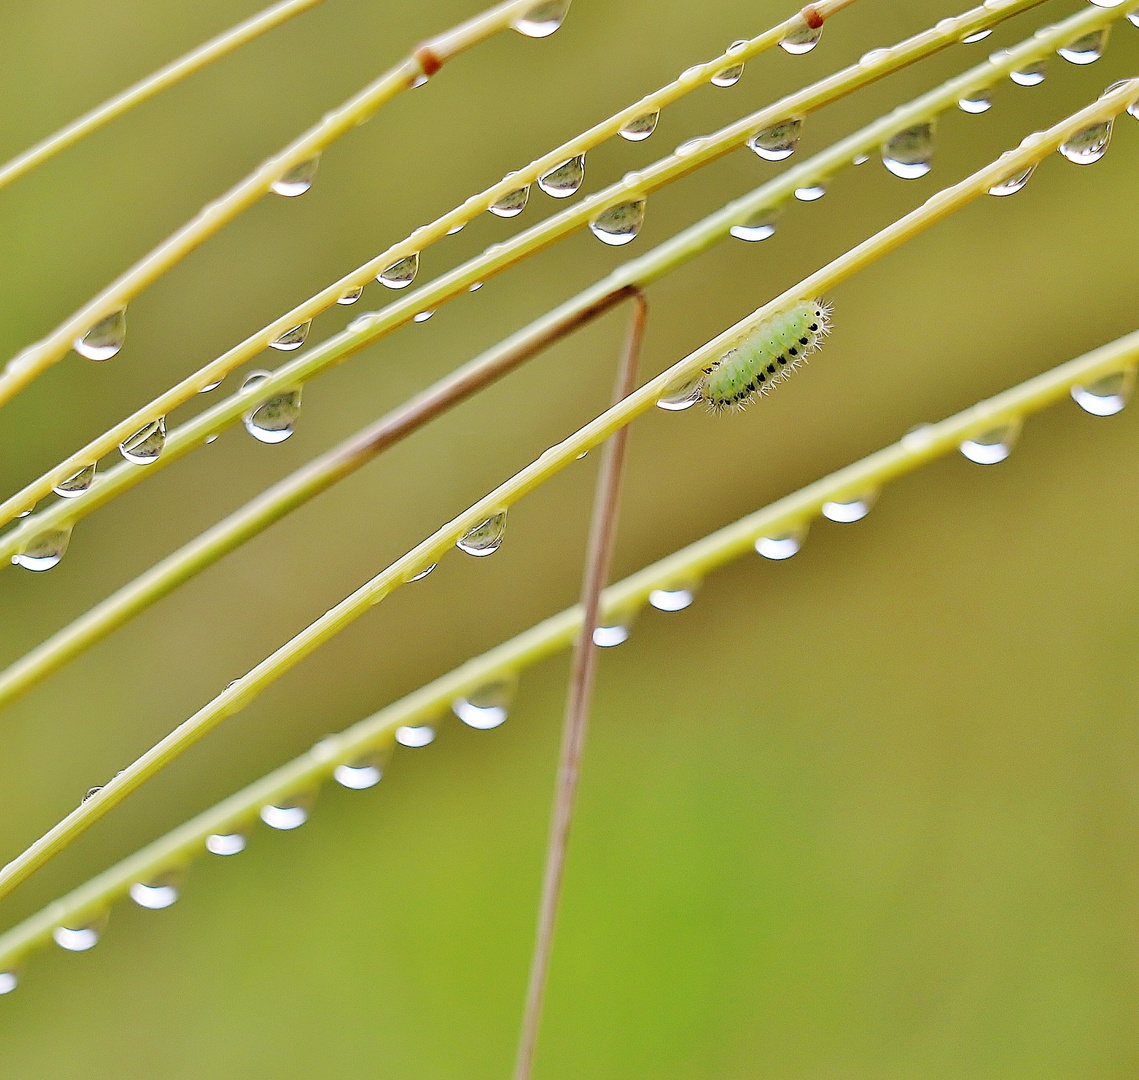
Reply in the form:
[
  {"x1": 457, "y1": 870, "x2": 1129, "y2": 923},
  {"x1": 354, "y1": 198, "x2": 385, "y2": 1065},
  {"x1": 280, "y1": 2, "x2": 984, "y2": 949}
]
[{"x1": 701, "y1": 299, "x2": 830, "y2": 412}]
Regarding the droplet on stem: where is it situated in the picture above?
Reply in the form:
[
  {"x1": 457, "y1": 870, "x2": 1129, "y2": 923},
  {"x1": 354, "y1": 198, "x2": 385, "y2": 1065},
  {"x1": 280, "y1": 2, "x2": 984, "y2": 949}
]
[
  {"x1": 53, "y1": 463, "x2": 96, "y2": 499},
  {"x1": 489, "y1": 185, "x2": 530, "y2": 218},
  {"x1": 656, "y1": 373, "x2": 703, "y2": 411},
  {"x1": 270, "y1": 320, "x2": 311, "y2": 351},
  {"x1": 129, "y1": 873, "x2": 180, "y2": 910},
  {"x1": 794, "y1": 183, "x2": 826, "y2": 202},
  {"x1": 1071, "y1": 369, "x2": 1133, "y2": 415},
  {"x1": 1010, "y1": 60, "x2": 1047, "y2": 86},
  {"x1": 12, "y1": 525, "x2": 72, "y2": 572},
  {"x1": 334, "y1": 753, "x2": 384, "y2": 789},
  {"x1": 748, "y1": 118, "x2": 802, "y2": 161},
  {"x1": 53, "y1": 922, "x2": 102, "y2": 952},
  {"x1": 0, "y1": 972, "x2": 16, "y2": 995},
  {"x1": 755, "y1": 527, "x2": 807, "y2": 560},
  {"x1": 649, "y1": 585, "x2": 696, "y2": 611},
  {"x1": 452, "y1": 677, "x2": 516, "y2": 729},
  {"x1": 711, "y1": 41, "x2": 748, "y2": 87},
  {"x1": 205, "y1": 833, "x2": 246, "y2": 856},
  {"x1": 395, "y1": 724, "x2": 435, "y2": 747},
  {"x1": 592, "y1": 623, "x2": 629, "y2": 647},
  {"x1": 457, "y1": 511, "x2": 507, "y2": 556},
  {"x1": 882, "y1": 122, "x2": 935, "y2": 179},
  {"x1": 74, "y1": 307, "x2": 126, "y2": 361},
  {"x1": 958, "y1": 87, "x2": 992, "y2": 113},
  {"x1": 119, "y1": 417, "x2": 166, "y2": 464},
  {"x1": 512, "y1": 0, "x2": 570, "y2": 37},
  {"x1": 589, "y1": 199, "x2": 645, "y2": 246},
  {"x1": 378, "y1": 252, "x2": 420, "y2": 288},
  {"x1": 260, "y1": 796, "x2": 311, "y2": 831},
  {"x1": 337, "y1": 285, "x2": 364, "y2": 305},
  {"x1": 780, "y1": 17, "x2": 822, "y2": 54},
  {"x1": 958, "y1": 421, "x2": 1020, "y2": 464},
  {"x1": 987, "y1": 163, "x2": 1035, "y2": 196},
  {"x1": 961, "y1": 28, "x2": 991, "y2": 44},
  {"x1": 1059, "y1": 120, "x2": 1112, "y2": 164},
  {"x1": 406, "y1": 562, "x2": 437, "y2": 582},
  {"x1": 241, "y1": 371, "x2": 302, "y2": 444},
  {"x1": 821, "y1": 492, "x2": 878, "y2": 523},
  {"x1": 729, "y1": 206, "x2": 779, "y2": 242},
  {"x1": 1057, "y1": 27, "x2": 1109, "y2": 64},
  {"x1": 538, "y1": 155, "x2": 585, "y2": 197},
  {"x1": 271, "y1": 154, "x2": 320, "y2": 197},
  {"x1": 619, "y1": 110, "x2": 659, "y2": 142}
]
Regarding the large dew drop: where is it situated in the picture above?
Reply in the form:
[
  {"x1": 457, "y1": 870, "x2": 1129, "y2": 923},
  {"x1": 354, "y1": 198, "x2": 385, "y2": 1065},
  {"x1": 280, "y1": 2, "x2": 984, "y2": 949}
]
[
  {"x1": 260, "y1": 797, "x2": 309, "y2": 830},
  {"x1": 513, "y1": 0, "x2": 570, "y2": 37},
  {"x1": 334, "y1": 754, "x2": 384, "y2": 789},
  {"x1": 53, "y1": 463, "x2": 96, "y2": 499},
  {"x1": 779, "y1": 17, "x2": 822, "y2": 54},
  {"x1": 729, "y1": 207, "x2": 779, "y2": 242},
  {"x1": 457, "y1": 511, "x2": 507, "y2": 556},
  {"x1": 489, "y1": 184, "x2": 531, "y2": 218},
  {"x1": 748, "y1": 118, "x2": 802, "y2": 161},
  {"x1": 589, "y1": 199, "x2": 645, "y2": 246},
  {"x1": 1057, "y1": 27, "x2": 1109, "y2": 64},
  {"x1": 53, "y1": 921, "x2": 102, "y2": 952},
  {"x1": 452, "y1": 677, "x2": 516, "y2": 729},
  {"x1": 270, "y1": 320, "x2": 311, "y2": 351},
  {"x1": 592, "y1": 623, "x2": 629, "y2": 647},
  {"x1": 241, "y1": 371, "x2": 302, "y2": 444},
  {"x1": 959, "y1": 421, "x2": 1020, "y2": 464},
  {"x1": 1010, "y1": 60, "x2": 1047, "y2": 86},
  {"x1": 656, "y1": 373, "x2": 702, "y2": 411},
  {"x1": 119, "y1": 418, "x2": 166, "y2": 464},
  {"x1": 882, "y1": 122, "x2": 934, "y2": 179},
  {"x1": 1071, "y1": 369, "x2": 1133, "y2": 415},
  {"x1": 649, "y1": 586, "x2": 695, "y2": 612},
  {"x1": 619, "y1": 110, "x2": 659, "y2": 142},
  {"x1": 988, "y1": 163, "x2": 1035, "y2": 196},
  {"x1": 711, "y1": 41, "x2": 748, "y2": 87},
  {"x1": 538, "y1": 155, "x2": 585, "y2": 198},
  {"x1": 958, "y1": 88, "x2": 992, "y2": 113},
  {"x1": 395, "y1": 724, "x2": 435, "y2": 747},
  {"x1": 378, "y1": 252, "x2": 420, "y2": 288},
  {"x1": 337, "y1": 285, "x2": 364, "y2": 305},
  {"x1": 129, "y1": 876, "x2": 179, "y2": 910},
  {"x1": 205, "y1": 832, "x2": 246, "y2": 856},
  {"x1": 1059, "y1": 120, "x2": 1112, "y2": 164},
  {"x1": 755, "y1": 529, "x2": 805, "y2": 560},
  {"x1": 74, "y1": 307, "x2": 126, "y2": 361},
  {"x1": 12, "y1": 525, "x2": 72, "y2": 571},
  {"x1": 822, "y1": 492, "x2": 877, "y2": 523},
  {"x1": 271, "y1": 155, "x2": 320, "y2": 197}
]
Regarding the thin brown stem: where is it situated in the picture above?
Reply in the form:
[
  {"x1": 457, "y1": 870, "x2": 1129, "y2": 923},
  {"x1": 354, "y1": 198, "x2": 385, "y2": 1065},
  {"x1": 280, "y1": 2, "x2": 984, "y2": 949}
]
[{"x1": 512, "y1": 291, "x2": 648, "y2": 1080}]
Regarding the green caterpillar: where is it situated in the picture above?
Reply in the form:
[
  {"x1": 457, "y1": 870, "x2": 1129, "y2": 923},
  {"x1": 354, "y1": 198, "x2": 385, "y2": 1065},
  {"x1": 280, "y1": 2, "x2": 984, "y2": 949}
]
[{"x1": 701, "y1": 299, "x2": 830, "y2": 412}]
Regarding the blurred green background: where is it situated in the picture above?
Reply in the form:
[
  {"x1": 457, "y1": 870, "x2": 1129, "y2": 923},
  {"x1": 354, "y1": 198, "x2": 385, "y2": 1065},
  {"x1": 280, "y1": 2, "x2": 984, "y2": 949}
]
[{"x1": 1, "y1": 0, "x2": 1138, "y2": 1075}]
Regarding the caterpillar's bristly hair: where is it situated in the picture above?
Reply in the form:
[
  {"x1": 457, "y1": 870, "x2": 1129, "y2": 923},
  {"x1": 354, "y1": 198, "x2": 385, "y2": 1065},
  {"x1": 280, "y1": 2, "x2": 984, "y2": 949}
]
[{"x1": 701, "y1": 299, "x2": 830, "y2": 412}]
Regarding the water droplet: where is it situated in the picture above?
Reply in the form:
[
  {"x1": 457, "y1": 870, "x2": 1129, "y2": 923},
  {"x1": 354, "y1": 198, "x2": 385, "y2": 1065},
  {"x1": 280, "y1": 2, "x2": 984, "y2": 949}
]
[
  {"x1": 755, "y1": 526, "x2": 807, "y2": 560},
  {"x1": 987, "y1": 163, "x2": 1035, "y2": 196},
  {"x1": 489, "y1": 184, "x2": 530, "y2": 218},
  {"x1": 199, "y1": 375, "x2": 223, "y2": 393},
  {"x1": 241, "y1": 371, "x2": 301, "y2": 444},
  {"x1": 83, "y1": 785, "x2": 103, "y2": 802},
  {"x1": 780, "y1": 17, "x2": 822, "y2": 54},
  {"x1": 958, "y1": 88, "x2": 992, "y2": 113},
  {"x1": 205, "y1": 832, "x2": 246, "y2": 855},
  {"x1": 859, "y1": 47, "x2": 890, "y2": 67},
  {"x1": 334, "y1": 754, "x2": 384, "y2": 789},
  {"x1": 378, "y1": 252, "x2": 420, "y2": 288},
  {"x1": 959, "y1": 421, "x2": 1020, "y2": 464},
  {"x1": 348, "y1": 312, "x2": 379, "y2": 333},
  {"x1": 129, "y1": 875, "x2": 179, "y2": 910},
  {"x1": 1130, "y1": 10, "x2": 1139, "y2": 26},
  {"x1": 822, "y1": 492, "x2": 877, "y2": 522},
  {"x1": 882, "y1": 122, "x2": 934, "y2": 179},
  {"x1": 53, "y1": 463, "x2": 96, "y2": 499},
  {"x1": 1058, "y1": 27, "x2": 1109, "y2": 64},
  {"x1": 729, "y1": 206, "x2": 779, "y2": 242},
  {"x1": 270, "y1": 320, "x2": 311, "y2": 351},
  {"x1": 649, "y1": 586, "x2": 694, "y2": 611},
  {"x1": 337, "y1": 285, "x2": 364, "y2": 305},
  {"x1": 592, "y1": 624, "x2": 629, "y2": 647},
  {"x1": 711, "y1": 41, "x2": 748, "y2": 86},
  {"x1": 406, "y1": 562, "x2": 437, "y2": 582},
  {"x1": 589, "y1": 199, "x2": 645, "y2": 246},
  {"x1": 1088, "y1": 0, "x2": 1125, "y2": 6},
  {"x1": 271, "y1": 154, "x2": 320, "y2": 196},
  {"x1": 538, "y1": 155, "x2": 585, "y2": 198},
  {"x1": 1010, "y1": 60, "x2": 1047, "y2": 86},
  {"x1": 396, "y1": 724, "x2": 435, "y2": 747},
  {"x1": 205, "y1": 434, "x2": 219, "y2": 444},
  {"x1": 53, "y1": 923, "x2": 102, "y2": 952},
  {"x1": 1059, "y1": 119, "x2": 1112, "y2": 164},
  {"x1": 410, "y1": 72, "x2": 429, "y2": 89},
  {"x1": 794, "y1": 183, "x2": 826, "y2": 202},
  {"x1": 0, "y1": 972, "x2": 16, "y2": 995},
  {"x1": 73, "y1": 307, "x2": 126, "y2": 361},
  {"x1": 962, "y1": 28, "x2": 992, "y2": 43},
  {"x1": 119, "y1": 417, "x2": 166, "y2": 464},
  {"x1": 457, "y1": 511, "x2": 507, "y2": 556},
  {"x1": 675, "y1": 136, "x2": 708, "y2": 157},
  {"x1": 1072, "y1": 369, "x2": 1133, "y2": 415},
  {"x1": 852, "y1": 153, "x2": 870, "y2": 165},
  {"x1": 656, "y1": 373, "x2": 703, "y2": 411},
  {"x1": 414, "y1": 310, "x2": 435, "y2": 323},
  {"x1": 452, "y1": 677, "x2": 516, "y2": 729},
  {"x1": 16, "y1": 507, "x2": 33, "y2": 518},
  {"x1": 619, "y1": 110, "x2": 659, "y2": 142},
  {"x1": 748, "y1": 118, "x2": 802, "y2": 161},
  {"x1": 11, "y1": 526, "x2": 72, "y2": 571},
  {"x1": 260, "y1": 798, "x2": 309, "y2": 830},
  {"x1": 513, "y1": 0, "x2": 570, "y2": 37}
]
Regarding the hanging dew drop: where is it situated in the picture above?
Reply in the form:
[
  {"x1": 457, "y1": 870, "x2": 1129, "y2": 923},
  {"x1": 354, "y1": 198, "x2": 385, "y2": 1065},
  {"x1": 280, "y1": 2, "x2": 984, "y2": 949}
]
[
  {"x1": 12, "y1": 525, "x2": 72, "y2": 572},
  {"x1": 199, "y1": 375, "x2": 223, "y2": 393},
  {"x1": 656, "y1": 373, "x2": 703, "y2": 411},
  {"x1": 205, "y1": 832, "x2": 246, "y2": 855},
  {"x1": 748, "y1": 118, "x2": 802, "y2": 161},
  {"x1": 959, "y1": 421, "x2": 1020, "y2": 464},
  {"x1": 271, "y1": 155, "x2": 319, "y2": 196},
  {"x1": 334, "y1": 752, "x2": 384, "y2": 789},
  {"x1": 1071, "y1": 369, "x2": 1134, "y2": 415},
  {"x1": 780, "y1": 17, "x2": 822, "y2": 54},
  {"x1": 129, "y1": 875, "x2": 179, "y2": 910},
  {"x1": 961, "y1": 28, "x2": 992, "y2": 43},
  {"x1": 1010, "y1": 60, "x2": 1047, "y2": 86},
  {"x1": 822, "y1": 492, "x2": 877, "y2": 522},
  {"x1": 649, "y1": 586, "x2": 695, "y2": 612},
  {"x1": 260, "y1": 797, "x2": 310, "y2": 830},
  {"x1": 73, "y1": 307, "x2": 126, "y2": 361},
  {"x1": 729, "y1": 207, "x2": 779, "y2": 242},
  {"x1": 592, "y1": 623, "x2": 629, "y2": 647},
  {"x1": 958, "y1": 88, "x2": 992, "y2": 113},
  {"x1": 489, "y1": 184, "x2": 530, "y2": 218},
  {"x1": 1087, "y1": 0, "x2": 1125, "y2": 6},
  {"x1": 882, "y1": 122, "x2": 934, "y2": 179},
  {"x1": 269, "y1": 320, "x2": 311, "y2": 351},
  {"x1": 457, "y1": 511, "x2": 507, "y2": 556},
  {"x1": 0, "y1": 973, "x2": 16, "y2": 995},
  {"x1": 414, "y1": 310, "x2": 434, "y2": 323},
  {"x1": 852, "y1": 152, "x2": 870, "y2": 165},
  {"x1": 619, "y1": 110, "x2": 659, "y2": 142},
  {"x1": 988, "y1": 164, "x2": 1035, "y2": 196},
  {"x1": 794, "y1": 183, "x2": 826, "y2": 202},
  {"x1": 53, "y1": 923, "x2": 102, "y2": 952},
  {"x1": 1058, "y1": 27, "x2": 1109, "y2": 64},
  {"x1": 711, "y1": 41, "x2": 748, "y2": 87},
  {"x1": 53, "y1": 463, "x2": 96, "y2": 499},
  {"x1": 378, "y1": 252, "x2": 419, "y2": 288},
  {"x1": 241, "y1": 371, "x2": 302, "y2": 444},
  {"x1": 396, "y1": 724, "x2": 435, "y2": 747},
  {"x1": 589, "y1": 199, "x2": 645, "y2": 246},
  {"x1": 337, "y1": 285, "x2": 364, "y2": 305},
  {"x1": 452, "y1": 677, "x2": 516, "y2": 730},
  {"x1": 538, "y1": 155, "x2": 585, "y2": 198},
  {"x1": 1059, "y1": 120, "x2": 1112, "y2": 164},
  {"x1": 755, "y1": 527, "x2": 806, "y2": 560},
  {"x1": 512, "y1": 0, "x2": 570, "y2": 37},
  {"x1": 119, "y1": 417, "x2": 166, "y2": 464}
]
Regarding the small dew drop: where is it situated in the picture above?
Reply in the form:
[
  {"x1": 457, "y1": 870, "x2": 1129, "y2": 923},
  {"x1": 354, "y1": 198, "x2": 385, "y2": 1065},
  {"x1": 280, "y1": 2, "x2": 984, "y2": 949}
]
[
  {"x1": 589, "y1": 199, "x2": 645, "y2": 246},
  {"x1": 538, "y1": 155, "x2": 585, "y2": 198},
  {"x1": 882, "y1": 122, "x2": 935, "y2": 179},
  {"x1": 748, "y1": 118, "x2": 802, "y2": 161},
  {"x1": 337, "y1": 285, "x2": 364, "y2": 305},
  {"x1": 649, "y1": 586, "x2": 694, "y2": 612},
  {"x1": 53, "y1": 463, "x2": 96, "y2": 499},
  {"x1": 592, "y1": 624, "x2": 629, "y2": 647},
  {"x1": 53, "y1": 924, "x2": 101, "y2": 952},
  {"x1": 74, "y1": 307, "x2": 126, "y2": 361},
  {"x1": 270, "y1": 320, "x2": 311, "y2": 351},
  {"x1": 260, "y1": 799, "x2": 309, "y2": 830},
  {"x1": 619, "y1": 110, "x2": 659, "y2": 142},
  {"x1": 1010, "y1": 60, "x2": 1047, "y2": 86},
  {"x1": 453, "y1": 677, "x2": 516, "y2": 730},
  {"x1": 414, "y1": 310, "x2": 435, "y2": 323},
  {"x1": 12, "y1": 525, "x2": 72, "y2": 572},
  {"x1": 755, "y1": 528, "x2": 806, "y2": 560},
  {"x1": 206, "y1": 833, "x2": 246, "y2": 856},
  {"x1": 1059, "y1": 119, "x2": 1112, "y2": 164},
  {"x1": 794, "y1": 183, "x2": 826, "y2": 202},
  {"x1": 711, "y1": 41, "x2": 748, "y2": 87},
  {"x1": 457, "y1": 510, "x2": 508, "y2": 556},
  {"x1": 675, "y1": 136, "x2": 708, "y2": 157},
  {"x1": 988, "y1": 163, "x2": 1035, "y2": 196},
  {"x1": 958, "y1": 88, "x2": 992, "y2": 113},
  {"x1": 822, "y1": 492, "x2": 877, "y2": 523},
  {"x1": 348, "y1": 312, "x2": 379, "y2": 334},
  {"x1": 199, "y1": 375, "x2": 223, "y2": 393},
  {"x1": 271, "y1": 154, "x2": 320, "y2": 196},
  {"x1": 1071, "y1": 369, "x2": 1134, "y2": 415},
  {"x1": 334, "y1": 756, "x2": 383, "y2": 789},
  {"x1": 446, "y1": 222, "x2": 466, "y2": 235},
  {"x1": 396, "y1": 724, "x2": 435, "y2": 747},
  {"x1": 961, "y1": 28, "x2": 992, "y2": 43},
  {"x1": 959, "y1": 421, "x2": 1020, "y2": 464},
  {"x1": 512, "y1": 0, "x2": 570, "y2": 37},
  {"x1": 852, "y1": 152, "x2": 870, "y2": 165},
  {"x1": 1130, "y1": 11, "x2": 1139, "y2": 27},
  {"x1": 129, "y1": 877, "x2": 179, "y2": 910},
  {"x1": 241, "y1": 371, "x2": 301, "y2": 444},
  {"x1": 780, "y1": 18, "x2": 822, "y2": 54},
  {"x1": 656, "y1": 373, "x2": 703, "y2": 411},
  {"x1": 119, "y1": 417, "x2": 166, "y2": 464},
  {"x1": 407, "y1": 562, "x2": 437, "y2": 582},
  {"x1": 378, "y1": 252, "x2": 420, "y2": 288},
  {"x1": 489, "y1": 185, "x2": 530, "y2": 218},
  {"x1": 729, "y1": 206, "x2": 779, "y2": 242},
  {"x1": 1088, "y1": 0, "x2": 1126, "y2": 6},
  {"x1": 1058, "y1": 27, "x2": 1109, "y2": 64},
  {"x1": 0, "y1": 973, "x2": 16, "y2": 995},
  {"x1": 859, "y1": 47, "x2": 890, "y2": 67}
]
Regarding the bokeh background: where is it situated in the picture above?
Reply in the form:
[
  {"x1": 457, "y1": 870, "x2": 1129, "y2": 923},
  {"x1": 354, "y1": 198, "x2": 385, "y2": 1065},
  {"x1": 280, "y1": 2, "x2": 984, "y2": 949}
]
[{"x1": 1, "y1": 0, "x2": 1138, "y2": 1075}]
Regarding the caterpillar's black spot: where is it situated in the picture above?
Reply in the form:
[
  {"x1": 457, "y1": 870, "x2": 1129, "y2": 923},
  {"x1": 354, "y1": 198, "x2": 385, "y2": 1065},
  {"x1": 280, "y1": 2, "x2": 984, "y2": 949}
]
[
  {"x1": 757, "y1": 372, "x2": 766, "y2": 382},
  {"x1": 789, "y1": 346, "x2": 798, "y2": 356},
  {"x1": 799, "y1": 336, "x2": 809, "y2": 345},
  {"x1": 766, "y1": 363, "x2": 776, "y2": 374},
  {"x1": 778, "y1": 355, "x2": 786, "y2": 365},
  {"x1": 809, "y1": 323, "x2": 818, "y2": 331},
  {"x1": 703, "y1": 367, "x2": 713, "y2": 374}
]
